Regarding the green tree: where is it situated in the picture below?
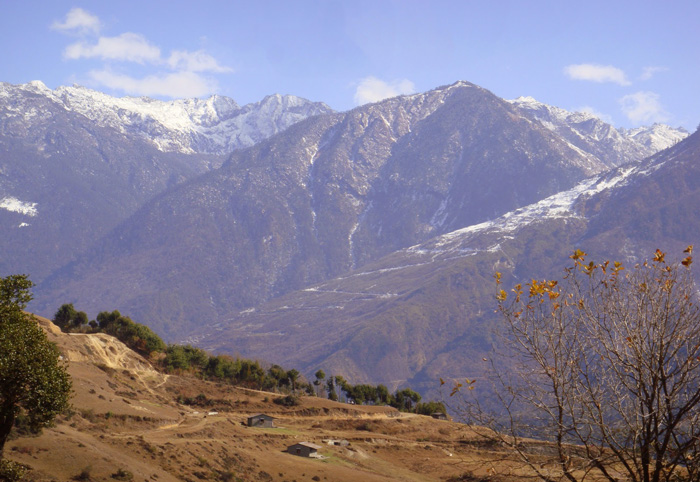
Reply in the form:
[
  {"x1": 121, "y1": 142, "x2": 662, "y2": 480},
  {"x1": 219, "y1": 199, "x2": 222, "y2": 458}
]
[
  {"x1": 392, "y1": 388, "x2": 421, "y2": 412},
  {"x1": 376, "y1": 384, "x2": 391, "y2": 405},
  {"x1": 267, "y1": 364, "x2": 289, "y2": 391},
  {"x1": 313, "y1": 369, "x2": 325, "y2": 397},
  {"x1": 95, "y1": 310, "x2": 165, "y2": 357},
  {"x1": 326, "y1": 377, "x2": 338, "y2": 401},
  {"x1": 0, "y1": 275, "x2": 71, "y2": 457},
  {"x1": 334, "y1": 375, "x2": 347, "y2": 401},
  {"x1": 415, "y1": 401, "x2": 446, "y2": 416},
  {"x1": 164, "y1": 345, "x2": 190, "y2": 371},
  {"x1": 52, "y1": 303, "x2": 77, "y2": 331},
  {"x1": 52, "y1": 303, "x2": 89, "y2": 332},
  {"x1": 71, "y1": 310, "x2": 89, "y2": 330},
  {"x1": 287, "y1": 369, "x2": 300, "y2": 393}
]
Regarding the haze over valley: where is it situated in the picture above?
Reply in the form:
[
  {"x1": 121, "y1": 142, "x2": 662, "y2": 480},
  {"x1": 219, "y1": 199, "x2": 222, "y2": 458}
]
[{"x1": 2, "y1": 4, "x2": 700, "y2": 480}]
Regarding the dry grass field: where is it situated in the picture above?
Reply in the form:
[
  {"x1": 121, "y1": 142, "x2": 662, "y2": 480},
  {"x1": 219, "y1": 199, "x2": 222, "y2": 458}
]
[{"x1": 5, "y1": 316, "x2": 543, "y2": 481}]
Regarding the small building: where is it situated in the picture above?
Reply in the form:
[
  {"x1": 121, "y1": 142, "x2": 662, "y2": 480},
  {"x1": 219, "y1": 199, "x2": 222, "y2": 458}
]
[
  {"x1": 431, "y1": 412, "x2": 448, "y2": 420},
  {"x1": 247, "y1": 413, "x2": 275, "y2": 428},
  {"x1": 287, "y1": 442, "x2": 322, "y2": 458}
]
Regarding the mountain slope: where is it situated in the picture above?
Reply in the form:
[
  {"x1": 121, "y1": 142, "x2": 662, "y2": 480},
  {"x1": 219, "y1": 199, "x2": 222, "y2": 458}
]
[
  {"x1": 509, "y1": 96, "x2": 688, "y2": 167},
  {"x1": 195, "y1": 128, "x2": 700, "y2": 397},
  {"x1": 31, "y1": 81, "x2": 623, "y2": 338},
  {"x1": 13, "y1": 316, "x2": 526, "y2": 482},
  {"x1": 2, "y1": 81, "x2": 334, "y2": 155},
  {"x1": 0, "y1": 81, "x2": 330, "y2": 281},
  {"x1": 0, "y1": 88, "x2": 220, "y2": 280}
]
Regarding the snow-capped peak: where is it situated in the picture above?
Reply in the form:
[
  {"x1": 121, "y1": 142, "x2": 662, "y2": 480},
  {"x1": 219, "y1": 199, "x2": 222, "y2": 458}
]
[
  {"x1": 0, "y1": 82, "x2": 334, "y2": 155},
  {"x1": 624, "y1": 123, "x2": 689, "y2": 152},
  {"x1": 507, "y1": 96, "x2": 688, "y2": 168},
  {"x1": 27, "y1": 80, "x2": 51, "y2": 92}
]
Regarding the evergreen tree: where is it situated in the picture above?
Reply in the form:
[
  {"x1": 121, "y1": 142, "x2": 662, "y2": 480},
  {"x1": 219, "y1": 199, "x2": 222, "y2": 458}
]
[{"x1": 0, "y1": 275, "x2": 71, "y2": 456}]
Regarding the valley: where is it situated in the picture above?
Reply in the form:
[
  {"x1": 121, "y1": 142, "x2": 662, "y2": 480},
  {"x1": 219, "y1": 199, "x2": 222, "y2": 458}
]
[{"x1": 1, "y1": 79, "x2": 696, "y2": 399}]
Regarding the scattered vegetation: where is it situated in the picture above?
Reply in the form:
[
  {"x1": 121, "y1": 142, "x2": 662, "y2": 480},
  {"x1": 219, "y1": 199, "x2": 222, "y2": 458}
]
[
  {"x1": 51, "y1": 303, "x2": 444, "y2": 412},
  {"x1": 53, "y1": 306, "x2": 165, "y2": 357}
]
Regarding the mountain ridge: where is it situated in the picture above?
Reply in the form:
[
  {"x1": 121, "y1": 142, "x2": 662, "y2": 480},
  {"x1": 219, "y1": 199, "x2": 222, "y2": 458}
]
[
  {"x1": 508, "y1": 95, "x2": 688, "y2": 167},
  {"x1": 31, "y1": 80, "x2": 664, "y2": 340},
  {"x1": 0, "y1": 81, "x2": 334, "y2": 155},
  {"x1": 3, "y1": 78, "x2": 695, "y2": 400},
  {"x1": 194, "y1": 128, "x2": 700, "y2": 397}
]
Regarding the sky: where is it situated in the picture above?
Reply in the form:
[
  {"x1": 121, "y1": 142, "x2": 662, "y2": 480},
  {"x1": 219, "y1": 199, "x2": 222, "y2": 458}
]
[{"x1": 1, "y1": 1, "x2": 699, "y2": 130}]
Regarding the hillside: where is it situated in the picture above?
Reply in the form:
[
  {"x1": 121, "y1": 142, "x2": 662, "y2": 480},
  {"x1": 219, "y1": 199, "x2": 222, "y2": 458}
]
[
  {"x1": 195, "y1": 127, "x2": 700, "y2": 398},
  {"x1": 32, "y1": 80, "x2": 625, "y2": 339},
  {"x1": 3, "y1": 78, "x2": 692, "y2": 401},
  {"x1": 6, "y1": 316, "x2": 549, "y2": 482},
  {"x1": 0, "y1": 81, "x2": 330, "y2": 282}
]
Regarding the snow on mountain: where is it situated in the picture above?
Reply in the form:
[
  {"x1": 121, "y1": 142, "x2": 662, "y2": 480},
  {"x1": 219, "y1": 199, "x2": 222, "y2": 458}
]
[
  {"x1": 508, "y1": 96, "x2": 688, "y2": 167},
  {"x1": 413, "y1": 164, "x2": 638, "y2": 257},
  {"x1": 0, "y1": 196, "x2": 38, "y2": 217},
  {"x1": 0, "y1": 81, "x2": 334, "y2": 155},
  {"x1": 625, "y1": 123, "x2": 689, "y2": 152}
]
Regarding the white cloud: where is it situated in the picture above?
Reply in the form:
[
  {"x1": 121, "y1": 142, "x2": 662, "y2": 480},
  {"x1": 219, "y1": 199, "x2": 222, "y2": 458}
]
[
  {"x1": 640, "y1": 66, "x2": 668, "y2": 81},
  {"x1": 51, "y1": 7, "x2": 100, "y2": 36},
  {"x1": 64, "y1": 33, "x2": 161, "y2": 64},
  {"x1": 89, "y1": 69, "x2": 218, "y2": 98},
  {"x1": 619, "y1": 91, "x2": 669, "y2": 124},
  {"x1": 167, "y1": 50, "x2": 233, "y2": 73},
  {"x1": 354, "y1": 76, "x2": 415, "y2": 105},
  {"x1": 54, "y1": 8, "x2": 232, "y2": 99},
  {"x1": 564, "y1": 64, "x2": 631, "y2": 86}
]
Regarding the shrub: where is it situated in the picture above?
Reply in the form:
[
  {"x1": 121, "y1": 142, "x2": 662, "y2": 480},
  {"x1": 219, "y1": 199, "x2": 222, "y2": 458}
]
[
  {"x1": 273, "y1": 394, "x2": 300, "y2": 407},
  {"x1": 415, "y1": 401, "x2": 447, "y2": 416},
  {"x1": 111, "y1": 468, "x2": 134, "y2": 481},
  {"x1": 73, "y1": 465, "x2": 92, "y2": 481},
  {"x1": 0, "y1": 459, "x2": 27, "y2": 482}
]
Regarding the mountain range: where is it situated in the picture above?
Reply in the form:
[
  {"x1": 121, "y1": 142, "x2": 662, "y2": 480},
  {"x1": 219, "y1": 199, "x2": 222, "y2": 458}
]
[
  {"x1": 1, "y1": 79, "x2": 693, "y2": 397},
  {"x1": 0, "y1": 81, "x2": 332, "y2": 280},
  {"x1": 195, "y1": 128, "x2": 700, "y2": 397}
]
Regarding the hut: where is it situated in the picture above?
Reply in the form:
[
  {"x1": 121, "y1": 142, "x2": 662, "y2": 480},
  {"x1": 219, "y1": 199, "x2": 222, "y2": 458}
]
[
  {"x1": 247, "y1": 413, "x2": 275, "y2": 428},
  {"x1": 287, "y1": 442, "x2": 322, "y2": 457}
]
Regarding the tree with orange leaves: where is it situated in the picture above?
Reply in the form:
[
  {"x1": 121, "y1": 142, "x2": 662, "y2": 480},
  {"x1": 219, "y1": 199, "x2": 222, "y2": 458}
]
[{"x1": 451, "y1": 247, "x2": 700, "y2": 482}]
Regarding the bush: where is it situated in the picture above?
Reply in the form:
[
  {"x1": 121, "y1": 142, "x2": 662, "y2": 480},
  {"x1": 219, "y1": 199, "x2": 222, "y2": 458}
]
[
  {"x1": 111, "y1": 468, "x2": 134, "y2": 481},
  {"x1": 446, "y1": 472, "x2": 490, "y2": 482},
  {"x1": 415, "y1": 401, "x2": 447, "y2": 416},
  {"x1": 273, "y1": 394, "x2": 300, "y2": 407},
  {"x1": 10, "y1": 411, "x2": 44, "y2": 438},
  {"x1": 96, "y1": 310, "x2": 166, "y2": 357},
  {"x1": 0, "y1": 459, "x2": 27, "y2": 482},
  {"x1": 73, "y1": 465, "x2": 92, "y2": 481}
]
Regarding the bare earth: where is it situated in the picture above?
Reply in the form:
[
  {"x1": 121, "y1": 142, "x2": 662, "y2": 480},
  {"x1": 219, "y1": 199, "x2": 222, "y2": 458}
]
[{"x1": 6, "y1": 317, "x2": 529, "y2": 482}]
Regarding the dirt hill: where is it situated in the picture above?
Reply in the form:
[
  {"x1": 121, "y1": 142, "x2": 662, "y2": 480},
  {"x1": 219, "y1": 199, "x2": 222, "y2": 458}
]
[{"x1": 6, "y1": 316, "x2": 536, "y2": 481}]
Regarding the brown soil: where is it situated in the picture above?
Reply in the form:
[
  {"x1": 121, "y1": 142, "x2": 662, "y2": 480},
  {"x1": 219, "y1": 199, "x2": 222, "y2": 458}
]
[{"x1": 6, "y1": 316, "x2": 532, "y2": 481}]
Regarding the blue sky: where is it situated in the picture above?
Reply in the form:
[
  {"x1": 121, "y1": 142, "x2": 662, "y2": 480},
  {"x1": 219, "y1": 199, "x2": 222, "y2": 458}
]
[{"x1": 2, "y1": 1, "x2": 698, "y2": 130}]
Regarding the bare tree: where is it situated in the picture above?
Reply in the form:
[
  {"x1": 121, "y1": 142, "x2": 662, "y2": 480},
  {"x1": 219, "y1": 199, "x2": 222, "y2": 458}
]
[{"x1": 450, "y1": 247, "x2": 700, "y2": 482}]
